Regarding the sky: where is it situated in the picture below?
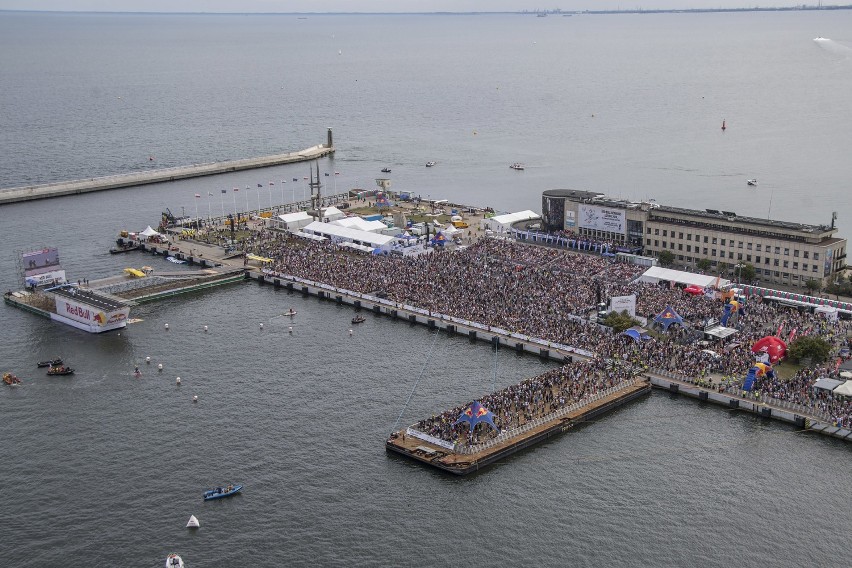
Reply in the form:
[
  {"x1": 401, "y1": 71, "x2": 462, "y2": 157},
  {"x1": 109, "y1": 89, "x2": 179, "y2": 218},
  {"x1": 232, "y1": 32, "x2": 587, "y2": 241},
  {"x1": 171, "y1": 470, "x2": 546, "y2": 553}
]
[{"x1": 0, "y1": 1, "x2": 834, "y2": 13}]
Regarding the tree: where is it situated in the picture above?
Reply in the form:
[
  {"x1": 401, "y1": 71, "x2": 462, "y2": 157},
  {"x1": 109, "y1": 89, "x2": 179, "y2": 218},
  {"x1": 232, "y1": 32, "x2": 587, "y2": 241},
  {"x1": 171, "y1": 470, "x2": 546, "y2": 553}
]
[
  {"x1": 658, "y1": 250, "x2": 675, "y2": 267},
  {"x1": 696, "y1": 258, "x2": 712, "y2": 272},
  {"x1": 717, "y1": 261, "x2": 729, "y2": 275},
  {"x1": 601, "y1": 310, "x2": 640, "y2": 333},
  {"x1": 740, "y1": 263, "x2": 756, "y2": 284},
  {"x1": 787, "y1": 336, "x2": 832, "y2": 365},
  {"x1": 805, "y1": 278, "x2": 821, "y2": 294}
]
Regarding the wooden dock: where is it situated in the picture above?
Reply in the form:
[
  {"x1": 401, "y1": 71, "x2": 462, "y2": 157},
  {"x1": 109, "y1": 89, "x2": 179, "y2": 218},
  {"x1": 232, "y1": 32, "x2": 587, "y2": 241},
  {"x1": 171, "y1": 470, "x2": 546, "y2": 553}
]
[
  {"x1": 386, "y1": 379, "x2": 652, "y2": 475},
  {"x1": 0, "y1": 129, "x2": 334, "y2": 205}
]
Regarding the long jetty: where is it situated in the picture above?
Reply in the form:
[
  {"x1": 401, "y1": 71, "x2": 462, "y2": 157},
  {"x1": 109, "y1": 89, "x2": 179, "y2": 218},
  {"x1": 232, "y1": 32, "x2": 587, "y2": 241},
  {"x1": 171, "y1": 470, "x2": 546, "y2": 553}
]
[{"x1": 0, "y1": 129, "x2": 335, "y2": 205}]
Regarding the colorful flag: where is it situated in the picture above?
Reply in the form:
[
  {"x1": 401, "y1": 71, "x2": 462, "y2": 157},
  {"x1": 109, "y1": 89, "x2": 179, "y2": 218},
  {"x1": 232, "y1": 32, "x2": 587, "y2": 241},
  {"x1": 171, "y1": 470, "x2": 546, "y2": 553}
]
[
  {"x1": 221, "y1": 189, "x2": 227, "y2": 194},
  {"x1": 233, "y1": 187, "x2": 239, "y2": 192},
  {"x1": 194, "y1": 193, "x2": 201, "y2": 198}
]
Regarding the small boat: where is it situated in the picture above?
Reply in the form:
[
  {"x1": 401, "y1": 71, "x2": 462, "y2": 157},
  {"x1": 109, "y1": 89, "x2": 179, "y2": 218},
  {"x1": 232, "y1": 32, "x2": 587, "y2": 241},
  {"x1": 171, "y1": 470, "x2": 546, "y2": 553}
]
[
  {"x1": 381, "y1": 167, "x2": 391, "y2": 173},
  {"x1": 37, "y1": 358, "x2": 63, "y2": 368},
  {"x1": 186, "y1": 515, "x2": 200, "y2": 529},
  {"x1": 166, "y1": 256, "x2": 186, "y2": 264},
  {"x1": 351, "y1": 315, "x2": 366, "y2": 324},
  {"x1": 203, "y1": 484, "x2": 242, "y2": 501},
  {"x1": 3, "y1": 372, "x2": 22, "y2": 386},
  {"x1": 109, "y1": 244, "x2": 140, "y2": 254},
  {"x1": 722, "y1": 119, "x2": 727, "y2": 131},
  {"x1": 510, "y1": 163, "x2": 525, "y2": 171},
  {"x1": 166, "y1": 553, "x2": 185, "y2": 567},
  {"x1": 425, "y1": 161, "x2": 436, "y2": 167},
  {"x1": 47, "y1": 366, "x2": 74, "y2": 376},
  {"x1": 747, "y1": 179, "x2": 758, "y2": 186},
  {"x1": 284, "y1": 309, "x2": 298, "y2": 317}
]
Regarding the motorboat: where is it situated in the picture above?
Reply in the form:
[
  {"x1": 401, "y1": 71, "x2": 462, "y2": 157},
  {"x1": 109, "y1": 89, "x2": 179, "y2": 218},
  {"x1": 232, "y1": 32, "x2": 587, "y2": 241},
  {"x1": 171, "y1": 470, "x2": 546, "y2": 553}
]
[
  {"x1": 166, "y1": 553, "x2": 185, "y2": 567},
  {"x1": 109, "y1": 244, "x2": 140, "y2": 254},
  {"x1": 425, "y1": 161, "x2": 436, "y2": 167},
  {"x1": 47, "y1": 366, "x2": 74, "y2": 376},
  {"x1": 381, "y1": 167, "x2": 391, "y2": 173},
  {"x1": 3, "y1": 372, "x2": 22, "y2": 386},
  {"x1": 37, "y1": 358, "x2": 63, "y2": 368},
  {"x1": 747, "y1": 179, "x2": 758, "y2": 186},
  {"x1": 510, "y1": 163, "x2": 525, "y2": 171},
  {"x1": 203, "y1": 484, "x2": 242, "y2": 501},
  {"x1": 351, "y1": 315, "x2": 366, "y2": 324},
  {"x1": 166, "y1": 256, "x2": 186, "y2": 264},
  {"x1": 284, "y1": 309, "x2": 298, "y2": 316}
]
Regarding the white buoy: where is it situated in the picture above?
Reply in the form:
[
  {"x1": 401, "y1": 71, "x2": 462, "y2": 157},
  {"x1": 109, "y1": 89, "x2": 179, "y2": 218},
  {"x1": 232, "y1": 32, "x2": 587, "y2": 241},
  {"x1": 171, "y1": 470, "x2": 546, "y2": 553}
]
[
  {"x1": 192, "y1": 395, "x2": 198, "y2": 403},
  {"x1": 349, "y1": 329, "x2": 353, "y2": 336},
  {"x1": 186, "y1": 515, "x2": 199, "y2": 528},
  {"x1": 176, "y1": 377, "x2": 181, "y2": 385},
  {"x1": 260, "y1": 323, "x2": 264, "y2": 329},
  {"x1": 288, "y1": 326, "x2": 293, "y2": 334},
  {"x1": 165, "y1": 323, "x2": 169, "y2": 330},
  {"x1": 145, "y1": 356, "x2": 151, "y2": 364},
  {"x1": 204, "y1": 325, "x2": 208, "y2": 332},
  {"x1": 158, "y1": 363, "x2": 163, "y2": 371}
]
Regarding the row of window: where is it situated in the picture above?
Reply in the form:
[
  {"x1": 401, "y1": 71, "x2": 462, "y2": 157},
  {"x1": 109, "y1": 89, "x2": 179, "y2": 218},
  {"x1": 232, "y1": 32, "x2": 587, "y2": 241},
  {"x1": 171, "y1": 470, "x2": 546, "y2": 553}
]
[
  {"x1": 646, "y1": 228, "x2": 822, "y2": 259},
  {"x1": 666, "y1": 256, "x2": 817, "y2": 280}
]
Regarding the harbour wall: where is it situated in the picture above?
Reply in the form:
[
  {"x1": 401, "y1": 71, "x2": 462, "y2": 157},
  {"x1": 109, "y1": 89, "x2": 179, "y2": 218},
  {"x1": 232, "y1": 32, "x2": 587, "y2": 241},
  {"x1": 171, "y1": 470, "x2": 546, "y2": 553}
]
[{"x1": 0, "y1": 132, "x2": 334, "y2": 205}]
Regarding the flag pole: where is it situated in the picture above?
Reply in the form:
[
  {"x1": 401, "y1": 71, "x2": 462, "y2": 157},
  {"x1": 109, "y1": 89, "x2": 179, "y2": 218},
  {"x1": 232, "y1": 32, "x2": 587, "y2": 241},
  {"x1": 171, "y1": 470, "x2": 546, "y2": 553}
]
[
  {"x1": 207, "y1": 192, "x2": 212, "y2": 221},
  {"x1": 233, "y1": 188, "x2": 238, "y2": 218},
  {"x1": 194, "y1": 195, "x2": 199, "y2": 221},
  {"x1": 220, "y1": 190, "x2": 225, "y2": 219}
]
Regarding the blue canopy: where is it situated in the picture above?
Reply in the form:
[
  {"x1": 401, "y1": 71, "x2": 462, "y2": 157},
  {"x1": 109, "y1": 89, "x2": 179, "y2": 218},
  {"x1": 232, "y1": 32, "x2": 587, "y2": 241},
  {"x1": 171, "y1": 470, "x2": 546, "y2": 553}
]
[
  {"x1": 654, "y1": 305, "x2": 684, "y2": 330},
  {"x1": 453, "y1": 401, "x2": 500, "y2": 435}
]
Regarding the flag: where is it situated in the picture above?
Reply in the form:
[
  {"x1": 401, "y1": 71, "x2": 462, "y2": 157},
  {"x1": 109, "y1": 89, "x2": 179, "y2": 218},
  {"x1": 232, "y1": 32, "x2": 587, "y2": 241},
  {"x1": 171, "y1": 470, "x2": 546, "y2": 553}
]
[
  {"x1": 269, "y1": 181, "x2": 274, "y2": 185},
  {"x1": 233, "y1": 187, "x2": 239, "y2": 192},
  {"x1": 194, "y1": 193, "x2": 201, "y2": 198},
  {"x1": 208, "y1": 192, "x2": 213, "y2": 196},
  {"x1": 257, "y1": 183, "x2": 263, "y2": 187},
  {"x1": 221, "y1": 189, "x2": 227, "y2": 194}
]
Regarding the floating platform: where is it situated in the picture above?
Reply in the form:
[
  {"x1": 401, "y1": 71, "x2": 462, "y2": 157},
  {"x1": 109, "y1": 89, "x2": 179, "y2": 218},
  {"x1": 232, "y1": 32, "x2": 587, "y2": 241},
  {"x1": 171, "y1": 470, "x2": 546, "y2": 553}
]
[{"x1": 386, "y1": 379, "x2": 651, "y2": 475}]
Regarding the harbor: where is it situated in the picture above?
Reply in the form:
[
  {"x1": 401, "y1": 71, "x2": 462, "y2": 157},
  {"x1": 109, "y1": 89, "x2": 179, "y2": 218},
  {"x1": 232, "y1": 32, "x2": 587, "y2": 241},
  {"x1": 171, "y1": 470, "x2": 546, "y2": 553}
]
[{"x1": 0, "y1": 129, "x2": 334, "y2": 205}]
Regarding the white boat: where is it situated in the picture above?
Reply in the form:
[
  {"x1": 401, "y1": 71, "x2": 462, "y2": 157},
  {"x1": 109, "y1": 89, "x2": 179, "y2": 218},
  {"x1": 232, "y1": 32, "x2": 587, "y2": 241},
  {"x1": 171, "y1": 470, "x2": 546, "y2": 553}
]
[
  {"x1": 166, "y1": 256, "x2": 187, "y2": 264},
  {"x1": 166, "y1": 553, "x2": 185, "y2": 567},
  {"x1": 186, "y1": 515, "x2": 199, "y2": 528},
  {"x1": 747, "y1": 179, "x2": 758, "y2": 186},
  {"x1": 425, "y1": 161, "x2": 436, "y2": 167},
  {"x1": 510, "y1": 163, "x2": 525, "y2": 171}
]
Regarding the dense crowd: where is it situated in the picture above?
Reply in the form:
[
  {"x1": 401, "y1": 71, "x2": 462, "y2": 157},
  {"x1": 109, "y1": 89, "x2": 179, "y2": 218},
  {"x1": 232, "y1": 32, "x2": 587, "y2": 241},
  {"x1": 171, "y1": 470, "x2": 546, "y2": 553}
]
[{"x1": 236, "y1": 231, "x2": 852, "y2": 428}]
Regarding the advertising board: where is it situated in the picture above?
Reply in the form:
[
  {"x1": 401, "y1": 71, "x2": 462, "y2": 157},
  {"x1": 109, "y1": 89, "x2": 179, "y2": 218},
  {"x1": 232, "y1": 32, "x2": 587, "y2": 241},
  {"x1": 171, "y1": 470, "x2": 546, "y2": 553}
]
[{"x1": 578, "y1": 204, "x2": 626, "y2": 235}]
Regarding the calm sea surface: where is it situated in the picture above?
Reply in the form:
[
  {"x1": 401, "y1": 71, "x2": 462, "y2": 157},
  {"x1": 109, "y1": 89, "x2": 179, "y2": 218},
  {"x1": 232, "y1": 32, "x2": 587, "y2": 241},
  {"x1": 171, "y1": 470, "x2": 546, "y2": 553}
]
[{"x1": 1, "y1": 11, "x2": 851, "y2": 567}]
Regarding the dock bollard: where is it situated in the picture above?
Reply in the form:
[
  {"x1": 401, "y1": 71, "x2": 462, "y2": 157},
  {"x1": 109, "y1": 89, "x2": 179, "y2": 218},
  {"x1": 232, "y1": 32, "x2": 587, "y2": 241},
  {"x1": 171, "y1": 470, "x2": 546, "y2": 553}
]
[
  {"x1": 176, "y1": 377, "x2": 181, "y2": 385},
  {"x1": 158, "y1": 363, "x2": 163, "y2": 372},
  {"x1": 146, "y1": 356, "x2": 151, "y2": 364}
]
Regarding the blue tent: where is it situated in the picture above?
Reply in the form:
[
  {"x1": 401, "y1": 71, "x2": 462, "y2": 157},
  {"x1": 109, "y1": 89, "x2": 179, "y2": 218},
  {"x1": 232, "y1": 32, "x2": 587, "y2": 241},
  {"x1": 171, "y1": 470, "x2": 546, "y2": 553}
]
[
  {"x1": 654, "y1": 305, "x2": 684, "y2": 331},
  {"x1": 453, "y1": 401, "x2": 500, "y2": 435}
]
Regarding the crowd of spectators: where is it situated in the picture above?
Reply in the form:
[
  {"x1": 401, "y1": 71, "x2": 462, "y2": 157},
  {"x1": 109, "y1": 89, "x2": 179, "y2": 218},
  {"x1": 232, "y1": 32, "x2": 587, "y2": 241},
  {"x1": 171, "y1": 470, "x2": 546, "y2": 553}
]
[{"x1": 237, "y1": 231, "x2": 852, "y2": 429}]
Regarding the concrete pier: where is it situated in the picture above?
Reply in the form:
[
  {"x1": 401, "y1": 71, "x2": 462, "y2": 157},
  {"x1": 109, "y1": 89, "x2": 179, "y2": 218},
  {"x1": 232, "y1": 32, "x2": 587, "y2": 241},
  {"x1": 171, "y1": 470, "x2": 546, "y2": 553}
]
[{"x1": 0, "y1": 131, "x2": 334, "y2": 205}]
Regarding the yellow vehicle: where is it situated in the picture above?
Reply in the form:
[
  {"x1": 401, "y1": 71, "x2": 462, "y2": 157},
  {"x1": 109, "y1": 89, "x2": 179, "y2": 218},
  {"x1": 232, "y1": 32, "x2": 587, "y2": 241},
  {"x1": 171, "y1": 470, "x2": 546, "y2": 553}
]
[{"x1": 452, "y1": 220, "x2": 469, "y2": 229}]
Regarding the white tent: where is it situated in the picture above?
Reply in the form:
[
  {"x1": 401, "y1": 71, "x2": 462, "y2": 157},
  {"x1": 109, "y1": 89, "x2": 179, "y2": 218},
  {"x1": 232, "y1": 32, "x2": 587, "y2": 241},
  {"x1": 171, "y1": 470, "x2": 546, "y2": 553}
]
[
  {"x1": 332, "y1": 217, "x2": 388, "y2": 233},
  {"x1": 480, "y1": 210, "x2": 541, "y2": 234},
  {"x1": 815, "y1": 305, "x2": 839, "y2": 322},
  {"x1": 638, "y1": 267, "x2": 730, "y2": 289},
  {"x1": 833, "y1": 380, "x2": 852, "y2": 397},
  {"x1": 275, "y1": 211, "x2": 312, "y2": 231},
  {"x1": 319, "y1": 206, "x2": 345, "y2": 222},
  {"x1": 140, "y1": 226, "x2": 160, "y2": 237}
]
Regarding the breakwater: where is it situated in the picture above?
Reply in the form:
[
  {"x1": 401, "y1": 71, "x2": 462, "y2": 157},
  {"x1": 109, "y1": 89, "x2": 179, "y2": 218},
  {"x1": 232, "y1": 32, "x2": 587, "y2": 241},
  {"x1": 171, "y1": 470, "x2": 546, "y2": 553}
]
[{"x1": 0, "y1": 129, "x2": 334, "y2": 205}]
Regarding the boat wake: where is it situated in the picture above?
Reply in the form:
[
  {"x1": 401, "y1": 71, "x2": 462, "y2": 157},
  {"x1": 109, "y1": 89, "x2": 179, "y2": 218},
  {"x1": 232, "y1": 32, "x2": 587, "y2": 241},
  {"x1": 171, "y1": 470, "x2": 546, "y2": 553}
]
[{"x1": 813, "y1": 37, "x2": 852, "y2": 57}]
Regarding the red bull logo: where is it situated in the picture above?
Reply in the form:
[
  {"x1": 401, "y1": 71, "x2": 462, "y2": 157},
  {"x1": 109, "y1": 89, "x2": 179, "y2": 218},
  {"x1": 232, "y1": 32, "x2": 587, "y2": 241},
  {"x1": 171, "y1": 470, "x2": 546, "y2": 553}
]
[{"x1": 65, "y1": 302, "x2": 91, "y2": 320}]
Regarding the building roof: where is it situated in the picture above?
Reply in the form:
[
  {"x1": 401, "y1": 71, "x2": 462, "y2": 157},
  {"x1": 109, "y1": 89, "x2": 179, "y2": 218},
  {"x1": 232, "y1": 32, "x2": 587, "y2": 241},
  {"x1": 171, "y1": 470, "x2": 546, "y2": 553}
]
[
  {"x1": 490, "y1": 210, "x2": 541, "y2": 225},
  {"x1": 302, "y1": 221, "x2": 396, "y2": 247}
]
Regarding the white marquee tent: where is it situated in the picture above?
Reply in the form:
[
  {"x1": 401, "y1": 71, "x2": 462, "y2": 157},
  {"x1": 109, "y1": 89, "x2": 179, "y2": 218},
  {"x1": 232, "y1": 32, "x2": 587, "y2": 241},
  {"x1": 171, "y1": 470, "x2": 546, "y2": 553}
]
[{"x1": 638, "y1": 267, "x2": 731, "y2": 289}]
